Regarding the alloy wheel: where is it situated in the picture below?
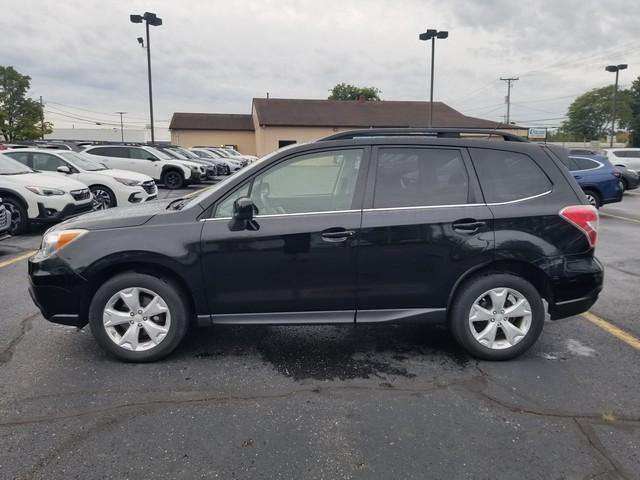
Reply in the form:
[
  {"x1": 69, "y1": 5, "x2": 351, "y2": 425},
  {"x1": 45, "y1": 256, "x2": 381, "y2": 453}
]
[
  {"x1": 103, "y1": 287, "x2": 172, "y2": 352},
  {"x1": 91, "y1": 188, "x2": 112, "y2": 210},
  {"x1": 585, "y1": 194, "x2": 598, "y2": 207},
  {"x1": 468, "y1": 287, "x2": 532, "y2": 350},
  {"x1": 5, "y1": 203, "x2": 22, "y2": 235},
  {"x1": 165, "y1": 172, "x2": 181, "y2": 188}
]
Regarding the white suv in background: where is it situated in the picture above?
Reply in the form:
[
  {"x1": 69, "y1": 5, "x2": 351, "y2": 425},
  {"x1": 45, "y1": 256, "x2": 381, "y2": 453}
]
[
  {"x1": 3, "y1": 149, "x2": 157, "y2": 210},
  {"x1": 83, "y1": 145, "x2": 206, "y2": 189},
  {"x1": 0, "y1": 154, "x2": 93, "y2": 235},
  {"x1": 602, "y1": 148, "x2": 640, "y2": 174}
]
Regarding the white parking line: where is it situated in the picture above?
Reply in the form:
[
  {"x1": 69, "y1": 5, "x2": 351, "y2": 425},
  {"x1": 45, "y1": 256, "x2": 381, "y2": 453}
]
[{"x1": 600, "y1": 212, "x2": 640, "y2": 224}]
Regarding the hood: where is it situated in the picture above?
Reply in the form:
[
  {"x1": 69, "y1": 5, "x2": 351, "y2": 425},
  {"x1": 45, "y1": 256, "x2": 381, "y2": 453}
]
[
  {"x1": 173, "y1": 160, "x2": 204, "y2": 168},
  {"x1": 2, "y1": 172, "x2": 87, "y2": 191},
  {"x1": 52, "y1": 198, "x2": 175, "y2": 231},
  {"x1": 102, "y1": 169, "x2": 154, "y2": 183}
]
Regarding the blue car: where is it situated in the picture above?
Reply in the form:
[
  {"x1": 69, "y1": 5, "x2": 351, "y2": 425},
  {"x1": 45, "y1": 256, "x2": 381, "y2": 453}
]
[{"x1": 561, "y1": 155, "x2": 623, "y2": 208}]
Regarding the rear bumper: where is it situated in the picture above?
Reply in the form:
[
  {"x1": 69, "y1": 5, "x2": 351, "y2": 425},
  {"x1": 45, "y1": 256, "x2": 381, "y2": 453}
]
[{"x1": 547, "y1": 256, "x2": 604, "y2": 320}]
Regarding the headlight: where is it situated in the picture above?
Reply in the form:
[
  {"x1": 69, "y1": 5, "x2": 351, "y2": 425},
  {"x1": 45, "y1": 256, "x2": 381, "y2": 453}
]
[
  {"x1": 25, "y1": 186, "x2": 65, "y2": 196},
  {"x1": 36, "y1": 229, "x2": 88, "y2": 260},
  {"x1": 114, "y1": 177, "x2": 141, "y2": 186}
]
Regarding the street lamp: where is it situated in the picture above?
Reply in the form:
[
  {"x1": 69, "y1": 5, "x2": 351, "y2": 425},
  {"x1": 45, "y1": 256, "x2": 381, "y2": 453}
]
[
  {"x1": 605, "y1": 63, "x2": 628, "y2": 147},
  {"x1": 419, "y1": 29, "x2": 448, "y2": 127},
  {"x1": 130, "y1": 12, "x2": 162, "y2": 144}
]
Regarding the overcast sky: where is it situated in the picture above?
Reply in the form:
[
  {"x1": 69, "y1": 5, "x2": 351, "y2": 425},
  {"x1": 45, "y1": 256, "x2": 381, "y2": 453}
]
[{"x1": 2, "y1": 0, "x2": 639, "y2": 133}]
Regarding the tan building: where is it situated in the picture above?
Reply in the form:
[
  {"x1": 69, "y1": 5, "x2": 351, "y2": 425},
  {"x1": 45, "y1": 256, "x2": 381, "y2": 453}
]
[{"x1": 170, "y1": 98, "x2": 526, "y2": 157}]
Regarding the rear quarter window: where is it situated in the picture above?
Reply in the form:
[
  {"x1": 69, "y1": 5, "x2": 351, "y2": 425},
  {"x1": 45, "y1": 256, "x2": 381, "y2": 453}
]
[{"x1": 470, "y1": 148, "x2": 552, "y2": 203}]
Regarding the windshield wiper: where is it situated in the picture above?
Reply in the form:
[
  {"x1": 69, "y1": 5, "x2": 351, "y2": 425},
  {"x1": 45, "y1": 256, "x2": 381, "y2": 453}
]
[{"x1": 166, "y1": 197, "x2": 188, "y2": 210}]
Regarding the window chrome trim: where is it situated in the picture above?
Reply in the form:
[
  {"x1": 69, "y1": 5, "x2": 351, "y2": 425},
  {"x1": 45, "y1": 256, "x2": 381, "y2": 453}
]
[{"x1": 199, "y1": 191, "x2": 553, "y2": 221}]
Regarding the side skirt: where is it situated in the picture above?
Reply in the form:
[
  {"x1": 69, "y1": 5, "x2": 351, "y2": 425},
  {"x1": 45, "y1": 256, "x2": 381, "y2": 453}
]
[{"x1": 198, "y1": 308, "x2": 447, "y2": 326}]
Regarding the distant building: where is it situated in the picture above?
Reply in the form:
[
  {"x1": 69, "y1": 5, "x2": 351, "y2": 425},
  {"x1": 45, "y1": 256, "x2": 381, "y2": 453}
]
[{"x1": 170, "y1": 98, "x2": 526, "y2": 156}]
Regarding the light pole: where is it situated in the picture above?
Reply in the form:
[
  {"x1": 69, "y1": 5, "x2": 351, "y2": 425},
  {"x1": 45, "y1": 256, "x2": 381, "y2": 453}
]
[
  {"x1": 130, "y1": 12, "x2": 162, "y2": 144},
  {"x1": 419, "y1": 29, "x2": 448, "y2": 127},
  {"x1": 115, "y1": 111, "x2": 126, "y2": 143},
  {"x1": 605, "y1": 63, "x2": 627, "y2": 147}
]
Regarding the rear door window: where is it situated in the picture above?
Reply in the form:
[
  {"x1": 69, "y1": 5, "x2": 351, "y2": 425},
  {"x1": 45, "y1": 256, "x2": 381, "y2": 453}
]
[
  {"x1": 373, "y1": 148, "x2": 469, "y2": 208},
  {"x1": 571, "y1": 157, "x2": 600, "y2": 171},
  {"x1": 470, "y1": 148, "x2": 552, "y2": 203}
]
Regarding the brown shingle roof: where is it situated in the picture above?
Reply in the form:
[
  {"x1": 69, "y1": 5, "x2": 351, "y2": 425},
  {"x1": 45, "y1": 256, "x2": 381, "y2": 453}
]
[
  {"x1": 169, "y1": 113, "x2": 254, "y2": 131},
  {"x1": 252, "y1": 98, "x2": 514, "y2": 129}
]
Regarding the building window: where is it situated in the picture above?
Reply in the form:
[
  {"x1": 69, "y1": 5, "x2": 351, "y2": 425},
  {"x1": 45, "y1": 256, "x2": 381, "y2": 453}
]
[{"x1": 278, "y1": 140, "x2": 297, "y2": 148}]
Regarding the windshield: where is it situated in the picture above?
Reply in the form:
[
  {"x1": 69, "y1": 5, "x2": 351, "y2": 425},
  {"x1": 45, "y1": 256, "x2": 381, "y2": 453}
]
[
  {"x1": 172, "y1": 147, "x2": 198, "y2": 159},
  {"x1": 193, "y1": 149, "x2": 215, "y2": 159},
  {"x1": 0, "y1": 154, "x2": 34, "y2": 174},
  {"x1": 59, "y1": 151, "x2": 107, "y2": 171},
  {"x1": 146, "y1": 147, "x2": 174, "y2": 160},
  {"x1": 164, "y1": 149, "x2": 189, "y2": 160}
]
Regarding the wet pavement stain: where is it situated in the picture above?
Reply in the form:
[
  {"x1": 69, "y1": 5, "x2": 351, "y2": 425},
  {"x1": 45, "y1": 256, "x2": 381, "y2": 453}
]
[{"x1": 188, "y1": 323, "x2": 470, "y2": 382}]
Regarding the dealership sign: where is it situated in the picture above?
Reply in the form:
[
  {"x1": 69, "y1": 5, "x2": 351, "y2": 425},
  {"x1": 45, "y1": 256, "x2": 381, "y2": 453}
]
[{"x1": 528, "y1": 128, "x2": 547, "y2": 139}]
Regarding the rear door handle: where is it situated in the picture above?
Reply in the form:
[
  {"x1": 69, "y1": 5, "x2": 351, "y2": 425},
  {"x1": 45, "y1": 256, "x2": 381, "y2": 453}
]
[
  {"x1": 321, "y1": 228, "x2": 356, "y2": 243},
  {"x1": 452, "y1": 219, "x2": 486, "y2": 233}
]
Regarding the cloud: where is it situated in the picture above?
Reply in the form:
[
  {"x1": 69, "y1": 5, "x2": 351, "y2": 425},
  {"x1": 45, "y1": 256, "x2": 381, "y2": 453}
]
[{"x1": 1, "y1": 0, "x2": 638, "y2": 131}]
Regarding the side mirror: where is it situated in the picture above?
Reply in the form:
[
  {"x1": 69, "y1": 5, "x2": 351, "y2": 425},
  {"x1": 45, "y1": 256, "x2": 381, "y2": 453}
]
[
  {"x1": 228, "y1": 197, "x2": 259, "y2": 231},
  {"x1": 57, "y1": 166, "x2": 71, "y2": 174}
]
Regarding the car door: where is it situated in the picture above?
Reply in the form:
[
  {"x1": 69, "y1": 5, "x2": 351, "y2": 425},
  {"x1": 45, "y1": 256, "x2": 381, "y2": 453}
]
[
  {"x1": 128, "y1": 148, "x2": 164, "y2": 179},
  {"x1": 355, "y1": 146, "x2": 494, "y2": 322},
  {"x1": 29, "y1": 152, "x2": 78, "y2": 178},
  {"x1": 85, "y1": 146, "x2": 130, "y2": 170},
  {"x1": 199, "y1": 147, "x2": 368, "y2": 323}
]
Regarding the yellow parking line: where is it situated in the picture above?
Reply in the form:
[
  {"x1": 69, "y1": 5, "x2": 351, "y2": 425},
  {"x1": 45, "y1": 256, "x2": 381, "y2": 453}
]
[
  {"x1": 0, "y1": 251, "x2": 36, "y2": 268},
  {"x1": 600, "y1": 212, "x2": 640, "y2": 224},
  {"x1": 582, "y1": 311, "x2": 640, "y2": 350}
]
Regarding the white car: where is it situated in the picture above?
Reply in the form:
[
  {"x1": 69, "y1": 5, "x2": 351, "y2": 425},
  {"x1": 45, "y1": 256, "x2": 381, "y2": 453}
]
[
  {"x1": 82, "y1": 145, "x2": 206, "y2": 189},
  {"x1": 0, "y1": 153, "x2": 93, "y2": 235},
  {"x1": 190, "y1": 148, "x2": 243, "y2": 172},
  {"x1": 602, "y1": 148, "x2": 640, "y2": 174},
  {"x1": 3, "y1": 149, "x2": 157, "y2": 210}
]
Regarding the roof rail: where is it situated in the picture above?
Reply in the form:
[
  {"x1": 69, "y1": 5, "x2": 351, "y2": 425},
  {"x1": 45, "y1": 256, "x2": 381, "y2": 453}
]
[{"x1": 318, "y1": 128, "x2": 528, "y2": 142}]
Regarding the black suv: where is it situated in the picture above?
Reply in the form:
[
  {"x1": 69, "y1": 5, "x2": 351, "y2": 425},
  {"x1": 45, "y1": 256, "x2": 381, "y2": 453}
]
[{"x1": 28, "y1": 129, "x2": 603, "y2": 362}]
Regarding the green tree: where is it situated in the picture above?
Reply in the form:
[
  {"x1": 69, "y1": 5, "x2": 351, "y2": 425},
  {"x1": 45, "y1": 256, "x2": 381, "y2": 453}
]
[
  {"x1": 560, "y1": 85, "x2": 632, "y2": 141},
  {"x1": 328, "y1": 83, "x2": 381, "y2": 101},
  {"x1": 629, "y1": 76, "x2": 640, "y2": 147},
  {"x1": 0, "y1": 66, "x2": 51, "y2": 141}
]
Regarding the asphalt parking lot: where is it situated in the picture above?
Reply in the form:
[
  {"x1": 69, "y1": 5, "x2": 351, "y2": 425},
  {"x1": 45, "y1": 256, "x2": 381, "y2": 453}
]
[{"x1": 1, "y1": 186, "x2": 639, "y2": 479}]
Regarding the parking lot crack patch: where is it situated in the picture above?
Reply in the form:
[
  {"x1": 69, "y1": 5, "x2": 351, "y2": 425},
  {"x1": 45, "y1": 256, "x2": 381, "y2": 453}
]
[
  {"x1": 573, "y1": 418, "x2": 631, "y2": 480},
  {"x1": 0, "y1": 378, "x2": 479, "y2": 428},
  {"x1": 0, "y1": 311, "x2": 39, "y2": 365}
]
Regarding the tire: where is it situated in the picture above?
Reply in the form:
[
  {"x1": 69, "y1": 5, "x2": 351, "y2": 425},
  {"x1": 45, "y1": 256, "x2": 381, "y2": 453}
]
[
  {"x1": 449, "y1": 273, "x2": 544, "y2": 361},
  {"x1": 89, "y1": 185, "x2": 117, "y2": 210},
  {"x1": 88, "y1": 273, "x2": 190, "y2": 362},
  {"x1": 621, "y1": 178, "x2": 628, "y2": 191},
  {"x1": 583, "y1": 189, "x2": 601, "y2": 208},
  {"x1": 3, "y1": 197, "x2": 29, "y2": 235},
  {"x1": 161, "y1": 170, "x2": 185, "y2": 190}
]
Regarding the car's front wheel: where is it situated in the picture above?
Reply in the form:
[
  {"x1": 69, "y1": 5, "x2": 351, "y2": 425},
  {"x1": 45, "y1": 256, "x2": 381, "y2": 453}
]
[
  {"x1": 88, "y1": 273, "x2": 190, "y2": 362},
  {"x1": 90, "y1": 185, "x2": 116, "y2": 210},
  {"x1": 3, "y1": 197, "x2": 28, "y2": 235},
  {"x1": 450, "y1": 273, "x2": 544, "y2": 361},
  {"x1": 161, "y1": 170, "x2": 185, "y2": 190}
]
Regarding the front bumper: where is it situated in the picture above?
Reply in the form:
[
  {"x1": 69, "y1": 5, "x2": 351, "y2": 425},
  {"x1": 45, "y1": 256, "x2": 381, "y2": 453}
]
[
  {"x1": 28, "y1": 255, "x2": 90, "y2": 327},
  {"x1": 34, "y1": 201, "x2": 93, "y2": 224}
]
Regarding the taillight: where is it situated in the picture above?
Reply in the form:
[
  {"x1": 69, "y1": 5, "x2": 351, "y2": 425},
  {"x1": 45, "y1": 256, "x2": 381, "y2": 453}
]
[{"x1": 559, "y1": 205, "x2": 599, "y2": 249}]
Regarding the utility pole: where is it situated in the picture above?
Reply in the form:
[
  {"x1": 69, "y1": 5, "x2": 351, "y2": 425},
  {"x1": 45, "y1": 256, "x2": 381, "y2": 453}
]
[
  {"x1": 500, "y1": 77, "x2": 518, "y2": 125},
  {"x1": 39, "y1": 96, "x2": 44, "y2": 140},
  {"x1": 116, "y1": 112, "x2": 127, "y2": 143}
]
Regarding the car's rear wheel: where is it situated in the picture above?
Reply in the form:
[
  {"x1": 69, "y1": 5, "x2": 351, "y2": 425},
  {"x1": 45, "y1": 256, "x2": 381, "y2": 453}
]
[
  {"x1": 90, "y1": 185, "x2": 116, "y2": 210},
  {"x1": 3, "y1": 197, "x2": 28, "y2": 235},
  {"x1": 621, "y1": 178, "x2": 628, "y2": 191},
  {"x1": 450, "y1": 273, "x2": 544, "y2": 361},
  {"x1": 88, "y1": 273, "x2": 190, "y2": 362},
  {"x1": 162, "y1": 170, "x2": 185, "y2": 190},
  {"x1": 583, "y1": 189, "x2": 601, "y2": 208}
]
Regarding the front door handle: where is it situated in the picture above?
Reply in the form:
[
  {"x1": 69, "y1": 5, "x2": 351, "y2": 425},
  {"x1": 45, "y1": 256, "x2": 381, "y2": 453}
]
[
  {"x1": 321, "y1": 228, "x2": 356, "y2": 243},
  {"x1": 452, "y1": 219, "x2": 486, "y2": 233}
]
